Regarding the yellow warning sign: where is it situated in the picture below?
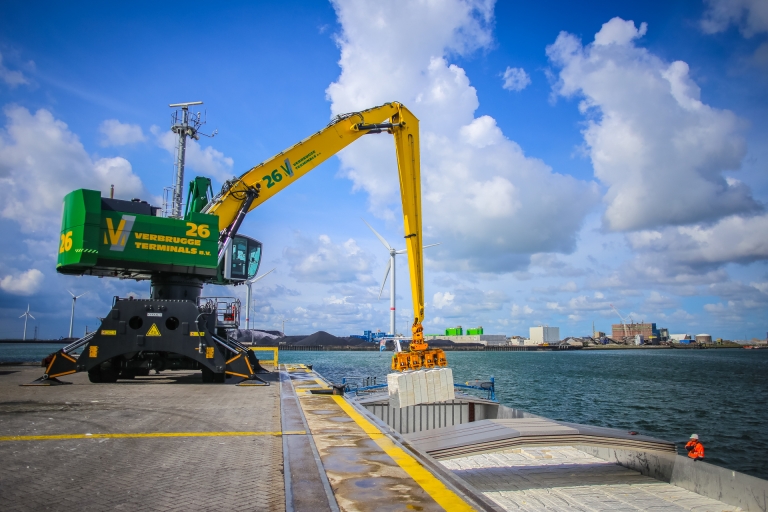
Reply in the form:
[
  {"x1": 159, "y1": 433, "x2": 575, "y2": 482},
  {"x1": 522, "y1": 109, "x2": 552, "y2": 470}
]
[
  {"x1": 89, "y1": 346, "x2": 98, "y2": 358},
  {"x1": 101, "y1": 330, "x2": 116, "y2": 336},
  {"x1": 205, "y1": 347, "x2": 214, "y2": 359},
  {"x1": 146, "y1": 323, "x2": 162, "y2": 337}
]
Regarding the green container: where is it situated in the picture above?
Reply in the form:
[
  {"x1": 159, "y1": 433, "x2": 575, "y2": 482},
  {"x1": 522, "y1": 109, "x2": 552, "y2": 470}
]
[
  {"x1": 466, "y1": 327, "x2": 484, "y2": 335},
  {"x1": 445, "y1": 326, "x2": 463, "y2": 336}
]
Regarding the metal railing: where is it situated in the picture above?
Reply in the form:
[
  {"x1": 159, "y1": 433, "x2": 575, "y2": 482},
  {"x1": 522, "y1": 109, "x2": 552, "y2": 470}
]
[
  {"x1": 250, "y1": 347, "x2": 278, "y2": 366},
  {"x1": 197, "y1": 296, "x2": 241, "y2": 328}
]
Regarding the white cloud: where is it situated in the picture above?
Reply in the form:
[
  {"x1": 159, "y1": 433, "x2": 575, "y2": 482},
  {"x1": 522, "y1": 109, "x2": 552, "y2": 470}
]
[
  {"x1": 547, "y1": 17, "x2": 757, "y2": 232},
  {"x1": 701, "y1": 0, "x2": 768, "y2": 37},
  {"x1": 510, "y1": 303, "x2": 533, "y2": 317},
  {"x1": 501, "y1": 67, "x2": 531, "y2": 91},
  {"x1": 328, "y1": 0, "x2": 598, "y2": 272},
  {"x1": 627, "y1": 214, "x2": 768, "y2": 266},
  {"x1": 0, "y1": 52, "x2": 28, "y2": 87},
  {"x1": 0, "y1": 268, "x2": 44, "y2": 295},
  {"x1": 0, "y1": 106, "x2": 147, "y2": 232},
  {"x1": 99, "y1": 119, "x2": 146, "y2": 146},
  {"x1": 433, "y1": 291, "x2": 455, "y2": 309},
  {"x1": 283, "y1": 234, "x2": 373, "y2": 283},
  {"x1": 151, "y1": 126, "x2": 234, "y2": 183}
]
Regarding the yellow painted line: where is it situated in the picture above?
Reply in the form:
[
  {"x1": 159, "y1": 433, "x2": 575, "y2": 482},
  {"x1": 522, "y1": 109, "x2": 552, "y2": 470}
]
[
  {"x1": 0, "y1": 430, "x2": 306, "y2": 442},
  {"x1": 330, "y1": 395, "x2": 476, "y2": 512},
  {"x1": 313, "y1": 377, "x2": 331, "y2": 389}
]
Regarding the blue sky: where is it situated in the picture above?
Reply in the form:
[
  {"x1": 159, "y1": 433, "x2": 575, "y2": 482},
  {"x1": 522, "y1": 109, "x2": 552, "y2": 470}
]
[{"x1": 0, "y1": 0, "x2": 766, "y2": 340}]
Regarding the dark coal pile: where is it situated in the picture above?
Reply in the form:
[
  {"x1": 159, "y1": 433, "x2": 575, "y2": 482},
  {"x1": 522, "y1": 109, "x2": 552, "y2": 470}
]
[
  {"x1": 424, "y1": 338, "x2": 455, "y2": 347},
  {"x1": 295, "y1": 331, "x2": 366, "y2": 346},
  {"x1": 281, "y1": 335, "x2": 309, "y2": 345},
  {"x1": 234, "y1": 329, "x2": 284, "y2": 345}
]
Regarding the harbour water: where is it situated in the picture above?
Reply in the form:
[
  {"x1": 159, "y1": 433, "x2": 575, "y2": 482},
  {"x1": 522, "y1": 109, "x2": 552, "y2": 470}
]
[{"x1": 3, "y1": 344, "x2": 766, "y2": 480}]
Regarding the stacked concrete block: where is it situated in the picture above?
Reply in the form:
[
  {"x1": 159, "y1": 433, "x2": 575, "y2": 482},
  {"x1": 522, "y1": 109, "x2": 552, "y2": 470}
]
[{"x1": 387, "y1": 368, "x2": 455, "y2": 408}]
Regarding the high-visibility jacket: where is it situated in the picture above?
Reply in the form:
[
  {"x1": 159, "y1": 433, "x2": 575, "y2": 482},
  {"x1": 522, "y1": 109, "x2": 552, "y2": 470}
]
[{"x1": 686, "y1": 439, "x2": 704, "y2": 459}]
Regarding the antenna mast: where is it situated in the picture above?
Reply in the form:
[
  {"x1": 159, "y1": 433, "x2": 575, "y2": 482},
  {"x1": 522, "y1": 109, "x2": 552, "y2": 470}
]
[{"x1": 165, "y1": 101, "x2": 216, "y2": 218}]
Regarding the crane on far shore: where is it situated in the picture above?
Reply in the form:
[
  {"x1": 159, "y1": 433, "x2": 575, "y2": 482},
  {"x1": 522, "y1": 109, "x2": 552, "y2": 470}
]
[{"x1": 610, "y1": 304, "x2": 630, "y2": 340}]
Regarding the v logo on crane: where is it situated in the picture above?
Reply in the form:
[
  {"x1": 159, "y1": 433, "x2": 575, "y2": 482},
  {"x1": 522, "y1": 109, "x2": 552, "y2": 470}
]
[{"x1": 104, "y1": 215, "x2": 136, "y2": 252}]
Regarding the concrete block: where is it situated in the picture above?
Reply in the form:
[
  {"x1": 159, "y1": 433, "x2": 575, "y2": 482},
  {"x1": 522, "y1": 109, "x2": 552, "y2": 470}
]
[
  {"x1": 425, "y1": 370, "x2": 437, "y2": 403},
  {"x1": 414, "y1": 371, "x2": 427, "y2": 404},
  {"x1": 402, "y1": 372, "x2": 415, "y2": 407},
  {"x1": 387, "y1": 373, "x2": 401, "y2": 409}
]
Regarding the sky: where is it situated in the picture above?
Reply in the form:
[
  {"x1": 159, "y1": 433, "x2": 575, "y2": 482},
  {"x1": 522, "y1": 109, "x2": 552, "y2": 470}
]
[{"x1": 0, "y1": 0, "x2": 766, "y2": 340}]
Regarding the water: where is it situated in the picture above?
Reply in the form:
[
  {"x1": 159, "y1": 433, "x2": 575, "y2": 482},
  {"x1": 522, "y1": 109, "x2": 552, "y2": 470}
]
[
  {"x1": 279, "y1": 349, "x2": 768, "y2": 480},
  {"x1": 4, "y1": 345, "x2": 766, "y2": 480},
  {"x1": 0, "y1": 343, "x2": 67, "y2": 363}
]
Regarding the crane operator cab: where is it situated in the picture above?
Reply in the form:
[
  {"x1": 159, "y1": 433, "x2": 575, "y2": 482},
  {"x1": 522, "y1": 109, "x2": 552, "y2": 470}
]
[{"x1": 223, "y1": 235, "x2": 262, "y2": 282}]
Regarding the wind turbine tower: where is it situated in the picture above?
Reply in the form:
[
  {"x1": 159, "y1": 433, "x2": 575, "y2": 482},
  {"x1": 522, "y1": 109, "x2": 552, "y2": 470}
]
[
  {"x1": 20, "y1": 304, "x2": 35, "y2": 341},
  {"x1": 244, "y1": 268, "x2": 275, "y2": 329},
  {"x1": 68, "y1": 290, "x2": 88, "y2": 339},
  {"x1": 364, "y1": 220, "x2": 439, "y2": 336}
]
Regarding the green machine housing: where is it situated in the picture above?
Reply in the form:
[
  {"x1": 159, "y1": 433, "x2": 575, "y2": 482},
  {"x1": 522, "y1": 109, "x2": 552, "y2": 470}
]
[
  {"x1": 40, "y1": 185, "x2": 267, "y2": 385},
  {"x1": 57, "y1": 189, "x2": 220, "y2": 279}
]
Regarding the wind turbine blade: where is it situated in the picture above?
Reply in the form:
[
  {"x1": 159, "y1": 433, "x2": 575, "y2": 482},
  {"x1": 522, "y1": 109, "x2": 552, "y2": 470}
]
[
  {"x1": 395, "y1": 249, "x2": 408, "y2": 254},
  {"x1": 378, "y1": 259, "x2": 391, "y2": 299},
  {"x1": 249, "y1": 267, "x2": 276, "y2": 284},
  {"x1": 19, "y1": 313, "x2": 25, "y2": 318},
  {"x1": 68, "y1": 290, "x2": 75, "y2": 298},
  {"x1": 422, "y1": 243, "x2": 441, "y2": 249},
  {"x1": 362, "y1": 219, "x2": 392, "y2": 251},
  {"x1": 29, "y1": 313, "x2": 35, "y2": 320},
  {"x1": 76, "y1": 291, "x2": 88, "y2": 299}
]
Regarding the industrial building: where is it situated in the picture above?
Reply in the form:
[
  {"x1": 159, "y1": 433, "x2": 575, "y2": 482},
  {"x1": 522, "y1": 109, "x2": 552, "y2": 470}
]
[
  {"x1": 530, "y1": 326, "x2": 560, "y2": 345},
  {"x1": 611, "y1": 322, "x2": 660, "y2": 341}
]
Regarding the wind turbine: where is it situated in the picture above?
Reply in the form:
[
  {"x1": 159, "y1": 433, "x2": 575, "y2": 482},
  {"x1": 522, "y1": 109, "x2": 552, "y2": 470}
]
[
  {"x1": 68, "y1": 290, "x2": 88, "y2": 339},
  {"x1": 244, "y1": 268, "x2": 276, "y2": 329},
  {"x1": 20, "y1": 304, "x2": 35, "y2": 341},
  {"x1": 363, "y1": 219, "x2": 440, "y2": 336}
]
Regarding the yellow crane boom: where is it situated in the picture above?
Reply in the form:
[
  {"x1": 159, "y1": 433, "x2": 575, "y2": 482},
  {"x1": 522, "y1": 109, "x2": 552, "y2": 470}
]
[{"x1": 204, "y1": 103, "x2": 444, "y2": 369}]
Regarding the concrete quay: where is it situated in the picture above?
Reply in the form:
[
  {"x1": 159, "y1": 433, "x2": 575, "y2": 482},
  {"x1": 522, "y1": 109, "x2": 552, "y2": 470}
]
[
  {"x1": 1, "y1": 365, "x2": 764, "y2": 511},
  {"x1": 0, "y1": 365, "x2": 487, "y2": 511}
]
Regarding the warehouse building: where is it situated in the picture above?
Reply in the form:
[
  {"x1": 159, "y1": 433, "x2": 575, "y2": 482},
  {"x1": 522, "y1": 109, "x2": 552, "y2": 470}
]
[
  {"x1": 530, "y1": 326, "x2": 560, "y2": 344},
  {"x1": 611, "y1": 322, "x2": 659, "y2": 340}
]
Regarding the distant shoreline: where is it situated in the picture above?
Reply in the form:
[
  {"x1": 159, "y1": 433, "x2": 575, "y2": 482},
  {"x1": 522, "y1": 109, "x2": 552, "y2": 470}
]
[
  {"x1": 0, "y1": 340, "x2": 69, "y2": 344},
  {"x1": 0, "y1": 340, "x2": 68, "y2": 345}
]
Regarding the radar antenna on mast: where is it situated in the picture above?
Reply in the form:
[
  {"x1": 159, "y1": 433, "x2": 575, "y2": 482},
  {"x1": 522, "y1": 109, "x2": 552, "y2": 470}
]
[{"x1": 163, "y1": 101, "x2": 218, "y2": 218}]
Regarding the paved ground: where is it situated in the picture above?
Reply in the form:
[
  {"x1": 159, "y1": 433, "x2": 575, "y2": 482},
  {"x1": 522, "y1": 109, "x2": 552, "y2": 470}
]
[
  {"x1": 441, "y1": 446, "x2": 739, "y2": 511},
  {"x1": 0, "y1": 366, "x2": 285, "y2": 511}
]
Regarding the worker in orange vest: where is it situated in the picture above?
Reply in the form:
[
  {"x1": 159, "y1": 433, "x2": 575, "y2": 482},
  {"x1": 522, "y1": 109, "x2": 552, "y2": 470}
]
[{"x1": 685, "y1": 434, "x2": 705, "y2": 460}]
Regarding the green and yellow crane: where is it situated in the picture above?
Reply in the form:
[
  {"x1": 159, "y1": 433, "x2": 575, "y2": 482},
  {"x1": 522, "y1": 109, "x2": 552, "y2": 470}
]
[{"x1": 39, "y1": 102, "x2": 445, "y2": 385}]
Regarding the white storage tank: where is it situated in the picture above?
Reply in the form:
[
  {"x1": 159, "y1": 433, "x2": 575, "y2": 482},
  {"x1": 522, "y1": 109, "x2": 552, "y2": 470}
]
[{"x1": 695, "y1": 334, "x2": 712, "y2": 344}]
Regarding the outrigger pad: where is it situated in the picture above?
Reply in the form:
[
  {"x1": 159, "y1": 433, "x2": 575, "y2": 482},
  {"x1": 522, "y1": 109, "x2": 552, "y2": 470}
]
[
  {"x1": 21, "y1": 376, "x2": 73, "y2": 387},
  {"x1": 23, "y1": 350, "x2": 80, "y2": 386},
  {"x1": 225, "y1": 350, "x2": 270, "y2": 385}
]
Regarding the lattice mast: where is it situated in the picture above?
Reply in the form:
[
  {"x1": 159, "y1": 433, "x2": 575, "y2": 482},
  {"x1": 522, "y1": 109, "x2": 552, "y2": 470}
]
[{"x1": 166, "y1": 101, "x2": 216, "y2": 218}]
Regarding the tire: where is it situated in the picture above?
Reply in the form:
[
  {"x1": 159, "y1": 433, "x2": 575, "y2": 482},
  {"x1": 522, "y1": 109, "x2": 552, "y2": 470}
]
[
  {"x1": 119, "y1": 370, "x2": 136, "y2": 380},
  {"x1": 99, "y1": 365, "x2": 119, "y2": 383},
  {"x1": 214, "y1": 372, "x2": 226, "y2": 383},
  {"x1": 201, "y1": 367, "x2": 214, "y2": 383},
  {"x1": 135, "y1": 368, "x2": 150, "y2": 377},
  {"x1": 87, "y1": 368, "x2": 102, "y2": 383}
]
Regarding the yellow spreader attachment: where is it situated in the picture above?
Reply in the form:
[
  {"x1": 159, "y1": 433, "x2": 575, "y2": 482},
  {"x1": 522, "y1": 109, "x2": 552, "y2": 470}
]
[{"x1": 391, "y1": 320, "x2": 448, "y2": 372}]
